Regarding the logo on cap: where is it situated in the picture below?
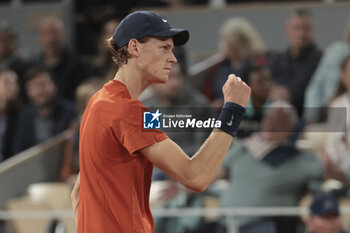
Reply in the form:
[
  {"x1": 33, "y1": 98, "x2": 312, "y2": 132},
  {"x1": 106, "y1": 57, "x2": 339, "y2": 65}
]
[{"x1": 112, "y1": 11, "x2": 189, "y2": 49}]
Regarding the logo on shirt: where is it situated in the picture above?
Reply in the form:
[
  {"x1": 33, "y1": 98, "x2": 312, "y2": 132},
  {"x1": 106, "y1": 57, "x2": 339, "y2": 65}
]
[{"x1": 143, "y1": 109, "x2": 162, "y2": 129}]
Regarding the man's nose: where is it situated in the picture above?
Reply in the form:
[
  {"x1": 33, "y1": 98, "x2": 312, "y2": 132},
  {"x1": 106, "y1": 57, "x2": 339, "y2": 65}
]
[{"x1": 169, "y1": 51, "x2": 177, "y2": 63}]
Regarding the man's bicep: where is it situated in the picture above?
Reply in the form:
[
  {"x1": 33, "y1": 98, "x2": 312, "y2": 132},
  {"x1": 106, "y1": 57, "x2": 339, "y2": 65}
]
[{"x1": 141, "y1": 138, "x2": 191, "y2": 183}]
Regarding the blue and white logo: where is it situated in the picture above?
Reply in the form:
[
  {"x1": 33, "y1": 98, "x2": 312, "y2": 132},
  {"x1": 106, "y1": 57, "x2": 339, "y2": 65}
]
[{"x1": 143, "y1": 109, "x2": 162, "y2": 129}]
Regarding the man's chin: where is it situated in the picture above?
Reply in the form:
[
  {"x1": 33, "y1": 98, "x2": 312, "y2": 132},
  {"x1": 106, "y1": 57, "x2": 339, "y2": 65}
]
[
  {"x1": 153, "y1": 76, "x2": 168, "y2": 84},
  {"x1": 36, "y1": 99, "x2": 53, "y2": 109}
]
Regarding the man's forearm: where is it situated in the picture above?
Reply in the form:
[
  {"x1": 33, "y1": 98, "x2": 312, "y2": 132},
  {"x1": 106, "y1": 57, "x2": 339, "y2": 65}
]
[
  {"x1": 184, "y1": 101, "x2": 246, "y2": 190},
  {"x1": 187, "y1": 129, "x2": 233, "y2": 191}
]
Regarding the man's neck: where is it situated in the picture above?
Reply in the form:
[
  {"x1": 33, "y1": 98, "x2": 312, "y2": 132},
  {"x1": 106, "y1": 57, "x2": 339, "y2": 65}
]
[
  {"x1": 38, "y1": 106, "x2": 52, "y2": 118},
  {"x1": 114, "y1": 65, "x2": 149, "y2": 99},
  {"x1": 43, "y1": 47, "x2": 62, "y2": 67},
  {"x1": 289, "y1": 46, "x2": 302, "y2": 58},
  {"x1": 289, "y1": 43, "x2": 312, "y2": 58},
  {"x1": 37, "y1": 100, "x2": 55, "y2": 118}
]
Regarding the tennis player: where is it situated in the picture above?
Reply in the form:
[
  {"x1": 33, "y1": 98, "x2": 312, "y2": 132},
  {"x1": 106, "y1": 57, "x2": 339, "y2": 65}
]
[{"x1": 71, "y1": 11, "x2": 251, "y2": 233}]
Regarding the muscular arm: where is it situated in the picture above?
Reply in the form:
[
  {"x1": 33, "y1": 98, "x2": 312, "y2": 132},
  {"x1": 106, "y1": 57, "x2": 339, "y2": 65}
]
[
  {"x1": 142, "y1": 74, "x2": 250, "y2": 192},
  {"x1": 141, "y1": 129, "x2": 232, "y2": 192}
]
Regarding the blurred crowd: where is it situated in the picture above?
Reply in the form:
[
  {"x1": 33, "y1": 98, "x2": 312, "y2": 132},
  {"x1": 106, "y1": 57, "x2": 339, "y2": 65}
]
[{"x1": 1, "y1": 3, "x2": 350, "y2": 233}]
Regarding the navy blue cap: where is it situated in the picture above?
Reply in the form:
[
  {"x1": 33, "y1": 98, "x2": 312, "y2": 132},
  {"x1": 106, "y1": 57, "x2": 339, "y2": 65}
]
[
  {"x1": 112, "y1": 11, "x2": 189, "y2": 49},
  {"x1": 310, "y1": 193, "x2": 340, "y2": 216}
]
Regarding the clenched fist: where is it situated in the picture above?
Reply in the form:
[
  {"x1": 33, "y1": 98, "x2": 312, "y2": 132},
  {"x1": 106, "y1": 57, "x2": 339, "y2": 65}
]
[{"x1": 222, "y1": 74, "x2": 251, "y2": 107}]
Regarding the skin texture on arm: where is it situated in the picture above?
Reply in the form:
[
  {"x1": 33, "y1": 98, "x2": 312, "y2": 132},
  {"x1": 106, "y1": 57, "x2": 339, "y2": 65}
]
[
  {"x1": 141, "y1": 130, "x2": 233, "y2": 192},
  {"x1": 142, "y1": 74, "x2": 250, "y2": 192}
]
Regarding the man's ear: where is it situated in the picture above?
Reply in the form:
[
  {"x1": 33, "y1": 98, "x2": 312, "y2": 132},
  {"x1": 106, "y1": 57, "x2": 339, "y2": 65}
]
[{"x1": 128, "y1": 39, "x2": 140, "y2": 57}]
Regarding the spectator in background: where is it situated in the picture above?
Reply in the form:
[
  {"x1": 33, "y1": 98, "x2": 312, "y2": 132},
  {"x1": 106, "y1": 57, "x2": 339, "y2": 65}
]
[
  {"x1": 173, "y1": 46, "x2": 188, "y2": 76},
  {"x1": 304, "y1": 16, "x2": 350, "y2": 123},
  {"x1": 90, "y1": 19, "x2": 120, "y2": 81},
  {"x1": 59, "y1": 78, "x2": 104, "y2": 182},
  {"x1": 0, "y1": 22, "x2": 30, "y2": 102},
  {"x1": 307, "y1": 193, "x2": 346, "y2": 233},
  {"x1": 73, "y1": 0, "x2": 184, "y2": 57},
  {"x1": 202, "y1": 17, "x2": 265, "y2": 107},
  {"x1": 324, "y1": 55, "x2": 350, "y2": 181},
  {"x1": 13, "y1": 66, "x2": 76, "y2": 154},
  {"x1": 34, "y1": 17, "x2": 89, "y2": 101},
  {"x1": 269, "y1": 8, "x2": 322, "y2": 117},
  {"x1": 236, "y1": 64, "x2": 272, "y2": 138},
  {"x1": 0, "y1": 69, "x2": 20, "y2": 161},
  {"x1": 220, "y1": 101, "x2": 322, "y2": 233},
  {"x1": 74, "y1": 2, "x2": 118, "y2": 57}
]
